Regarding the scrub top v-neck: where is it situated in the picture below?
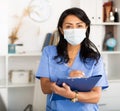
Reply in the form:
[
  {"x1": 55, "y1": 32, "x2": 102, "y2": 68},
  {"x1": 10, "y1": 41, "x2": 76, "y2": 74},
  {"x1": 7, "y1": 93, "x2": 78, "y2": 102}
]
[{"x1": 36, "y1": 45, "x2": 108, "y2": 111}]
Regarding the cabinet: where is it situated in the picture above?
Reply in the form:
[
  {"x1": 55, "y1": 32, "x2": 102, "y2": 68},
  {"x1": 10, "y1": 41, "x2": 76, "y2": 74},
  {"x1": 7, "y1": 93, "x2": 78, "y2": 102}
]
[
  {"x1": 71, "y1": 0, "x2": 120, "y2": 110},
  {"x1": 80, "y1": 0, "x2": 103, "y2": 24},
  {"x1": 0, "y1": 56, "x2": 7, "y2": 109},
  {"x1": 0, "y1": 53, "x2": 41, "y2": 110},
  {"x1": 99, "y1": 81, "x2": 120, "y2": 111},
  {"x1": 71, "y1": 0, "x2": 102, "y2": 24},
  {"x1": 0, "y1": 56, "x2": 6, "y2": 87},
  {"x1": 7, "y1": 54, "x2": 40, "y2": 111}
]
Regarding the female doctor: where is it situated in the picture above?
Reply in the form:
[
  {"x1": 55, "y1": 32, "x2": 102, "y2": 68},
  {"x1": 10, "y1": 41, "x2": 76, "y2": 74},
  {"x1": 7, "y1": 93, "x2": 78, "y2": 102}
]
[{"x1": 36, "y1": 7, "x2": 108, "y2": 111}]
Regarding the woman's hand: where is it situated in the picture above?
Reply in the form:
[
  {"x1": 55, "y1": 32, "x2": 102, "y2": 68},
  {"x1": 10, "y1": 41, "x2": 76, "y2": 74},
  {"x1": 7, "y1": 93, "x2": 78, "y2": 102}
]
[
  {"x1": 69, "y1": 70, "x2": 85, "y2": 78},
  {"x1": 51, "y1": 82, "x2": 75, "y2": 99},
  {"x1": 50, "y1": 70, "x2": 85, "y2": 98},
  {"x1": 40, "y1": 77, "x2": 75, "y2": 98}
]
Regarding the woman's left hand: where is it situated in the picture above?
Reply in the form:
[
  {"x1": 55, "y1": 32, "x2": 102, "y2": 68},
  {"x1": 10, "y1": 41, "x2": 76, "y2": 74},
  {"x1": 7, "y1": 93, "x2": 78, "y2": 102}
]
[{"x1": 51, "y1": 82, "x2": 75, "y2": 99}]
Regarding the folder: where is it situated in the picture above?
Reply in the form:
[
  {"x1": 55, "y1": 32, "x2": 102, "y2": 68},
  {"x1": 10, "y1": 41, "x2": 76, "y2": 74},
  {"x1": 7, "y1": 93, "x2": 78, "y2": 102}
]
[{"x1": 51, "y1": 75, "x2": 102, "y2": 101}]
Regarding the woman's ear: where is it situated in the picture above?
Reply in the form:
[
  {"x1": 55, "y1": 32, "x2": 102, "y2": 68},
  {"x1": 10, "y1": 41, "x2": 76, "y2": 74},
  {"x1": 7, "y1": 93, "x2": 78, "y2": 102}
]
[{"x1": 59, "y1": 27, "x2": 64, "y2": 35}]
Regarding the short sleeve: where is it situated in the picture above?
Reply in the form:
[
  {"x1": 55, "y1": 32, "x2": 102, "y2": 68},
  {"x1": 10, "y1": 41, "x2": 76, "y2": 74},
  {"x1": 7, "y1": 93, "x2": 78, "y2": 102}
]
[
  {"x1": 92, "y1": 57, "x2": 109, "y2": 90},
  {"x1": 36, "y1": 47, "x2": 50, "y2": 79}
]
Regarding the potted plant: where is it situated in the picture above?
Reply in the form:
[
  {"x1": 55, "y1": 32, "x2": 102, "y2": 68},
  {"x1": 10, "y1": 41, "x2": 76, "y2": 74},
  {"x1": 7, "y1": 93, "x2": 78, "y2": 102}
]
[
  {"x1": 8, "y1": 23, "x2": 20, "y2": 53},
  {"x1": 8, "y1": 8, "x2": 28, "y2": 54}
]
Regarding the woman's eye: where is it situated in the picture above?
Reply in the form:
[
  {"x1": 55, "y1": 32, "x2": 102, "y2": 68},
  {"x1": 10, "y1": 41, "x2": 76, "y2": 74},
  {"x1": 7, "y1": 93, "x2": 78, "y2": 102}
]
[
  {"x1": 77, "y1": 25, "x2": 83, "y2": 28},
  {"x1": 65, "y1": 26, "x2": 72, "y2": 29}
]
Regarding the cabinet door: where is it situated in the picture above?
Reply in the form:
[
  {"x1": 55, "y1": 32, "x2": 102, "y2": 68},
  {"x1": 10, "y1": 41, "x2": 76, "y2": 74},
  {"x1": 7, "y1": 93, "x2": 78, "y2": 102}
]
[
  {"x1": 79, "y1": 0, "x2": 96, "y2": 23},
  {"x1": 90, "y1": 25, "x2": 105, "y2": 51},
  {"x1": 0, "y1": 56, "x2": 6, "y2": 86},
  {"x1": 0, "y1": 88, "x2": 7, "y2": 110},
  {"x1": 96, "y1": 0, "x2": 103, "y2": 23},
  {"x1": 99, "y1": 82, "x2": 120, "y2": 111},
  {"x1": 79, "y1": 0, "x2": 102, "y2": 24}
]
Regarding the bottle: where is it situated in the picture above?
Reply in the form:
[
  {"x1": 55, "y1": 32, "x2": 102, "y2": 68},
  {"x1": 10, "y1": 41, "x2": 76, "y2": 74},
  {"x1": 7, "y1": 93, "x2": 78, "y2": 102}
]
[
  {"x1": 109, "y1": 12, "x2": 114, "y2": 22},
  {"x1": 114, "y1": 8, "x2": 119, "y2": 22}
]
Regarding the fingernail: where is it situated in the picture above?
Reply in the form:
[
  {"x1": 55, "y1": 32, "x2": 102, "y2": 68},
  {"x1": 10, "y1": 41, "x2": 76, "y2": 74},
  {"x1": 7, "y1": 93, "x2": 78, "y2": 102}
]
[{"x1": 62, "y1": 83, "x2": 65, "y2": 86}]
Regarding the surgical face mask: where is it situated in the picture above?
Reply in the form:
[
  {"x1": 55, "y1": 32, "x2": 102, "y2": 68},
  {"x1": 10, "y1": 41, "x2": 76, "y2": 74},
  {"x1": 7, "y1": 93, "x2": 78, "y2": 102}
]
[{"x1": 64, "y1": 28, "x2": 86, "y2": 45}]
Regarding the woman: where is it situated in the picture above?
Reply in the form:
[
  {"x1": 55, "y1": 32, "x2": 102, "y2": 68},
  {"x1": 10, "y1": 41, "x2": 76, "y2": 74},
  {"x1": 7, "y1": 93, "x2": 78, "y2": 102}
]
[{"x1": 36, "y1": 7, "x2": 108, "y2": 111}]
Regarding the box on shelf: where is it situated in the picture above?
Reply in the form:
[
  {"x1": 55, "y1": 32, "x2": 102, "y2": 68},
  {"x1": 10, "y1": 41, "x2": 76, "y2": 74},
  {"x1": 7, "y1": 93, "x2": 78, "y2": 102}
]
[
  {"x1": 15, "y1": 44, "x2": 25, "y2": 54},
  {"x1": 9, "y1": 70, "x2": 34, "y2": 84}
]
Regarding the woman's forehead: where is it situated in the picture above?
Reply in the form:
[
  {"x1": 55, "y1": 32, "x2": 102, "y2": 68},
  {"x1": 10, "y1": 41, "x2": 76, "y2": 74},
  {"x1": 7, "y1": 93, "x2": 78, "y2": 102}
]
[{"x1": 63, "y1": 15, "x2": 85, "y2": 25}]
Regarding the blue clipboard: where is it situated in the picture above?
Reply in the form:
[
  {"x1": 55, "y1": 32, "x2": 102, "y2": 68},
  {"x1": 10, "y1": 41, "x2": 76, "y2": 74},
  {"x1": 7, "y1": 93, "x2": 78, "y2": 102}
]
[{"x1": 51, "y1": 75, "x2": 102, "y2": 101}]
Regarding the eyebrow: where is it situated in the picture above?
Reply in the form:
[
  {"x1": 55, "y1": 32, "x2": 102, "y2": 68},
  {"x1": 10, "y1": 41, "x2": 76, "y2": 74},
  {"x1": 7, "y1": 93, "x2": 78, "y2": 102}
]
[{"x1": 64, "y1": 22, "x2": 84, "y2": 25}]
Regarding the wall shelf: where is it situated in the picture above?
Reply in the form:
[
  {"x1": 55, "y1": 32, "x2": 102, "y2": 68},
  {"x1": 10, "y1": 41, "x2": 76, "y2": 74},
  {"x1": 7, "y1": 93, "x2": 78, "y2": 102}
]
[
  {"x1": 92, "y1": 22, "x2": 120, "y2": 25},
  {"x1": 8, "y1": 52, "x2": 41, "y2": 57},
  {"x1": 8, "y1": 83, "x2": 35, "y2": 88},
  {"x1": 101, "y1": 51, "x2": 120, "y2": 54}
]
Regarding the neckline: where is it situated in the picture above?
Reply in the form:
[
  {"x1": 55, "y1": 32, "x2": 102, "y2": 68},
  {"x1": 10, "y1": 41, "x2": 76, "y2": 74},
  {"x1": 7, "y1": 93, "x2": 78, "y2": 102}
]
[{"x1": 65, "y1": 52, "x2": 79, "y2": 68}]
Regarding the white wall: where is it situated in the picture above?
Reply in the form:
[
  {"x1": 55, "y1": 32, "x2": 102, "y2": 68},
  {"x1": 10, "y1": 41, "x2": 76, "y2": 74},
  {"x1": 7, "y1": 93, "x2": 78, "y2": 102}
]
[
  {"x1": 38, "y1": 0, "x2": 71, "y2": 50},
  {"x1": 8, "y1": 0, "x2": 71, "y2": 52},
  {"x1": 0, "y1": 0, "x2": 8, "y2": 55}
]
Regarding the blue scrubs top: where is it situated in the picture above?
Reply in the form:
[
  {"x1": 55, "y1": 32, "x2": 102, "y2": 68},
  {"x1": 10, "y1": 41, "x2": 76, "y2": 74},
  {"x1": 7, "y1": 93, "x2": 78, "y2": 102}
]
[{"x1": 36, "y1": 46, "x2": 108, "y2": 111}]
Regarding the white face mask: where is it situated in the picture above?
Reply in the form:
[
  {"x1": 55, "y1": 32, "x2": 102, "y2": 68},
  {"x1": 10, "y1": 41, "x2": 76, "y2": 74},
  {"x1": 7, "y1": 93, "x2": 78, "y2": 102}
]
[{"x1": 64, "y1": 28, "x2": 86, "y2": 45}]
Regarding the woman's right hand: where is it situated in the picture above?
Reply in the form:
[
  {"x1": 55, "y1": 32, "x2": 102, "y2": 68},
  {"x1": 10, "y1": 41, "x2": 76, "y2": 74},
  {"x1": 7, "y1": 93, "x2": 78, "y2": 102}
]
[{"x1": 69, "y1": 70, "x2": 85, "y2": 78}]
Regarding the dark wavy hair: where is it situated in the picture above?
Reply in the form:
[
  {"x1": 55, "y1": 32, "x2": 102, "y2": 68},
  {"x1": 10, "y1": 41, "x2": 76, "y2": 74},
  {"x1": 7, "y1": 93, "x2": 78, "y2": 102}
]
[{"x1": 54, "y1": 7, "x2": 100, "y2": 64}]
